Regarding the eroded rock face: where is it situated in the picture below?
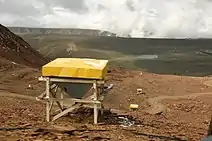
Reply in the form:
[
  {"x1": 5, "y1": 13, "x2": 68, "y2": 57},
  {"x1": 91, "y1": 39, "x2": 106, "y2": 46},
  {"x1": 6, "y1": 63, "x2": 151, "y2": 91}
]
[{"x1": 0, "y1": 24, "x2": 48, "y2": 68}]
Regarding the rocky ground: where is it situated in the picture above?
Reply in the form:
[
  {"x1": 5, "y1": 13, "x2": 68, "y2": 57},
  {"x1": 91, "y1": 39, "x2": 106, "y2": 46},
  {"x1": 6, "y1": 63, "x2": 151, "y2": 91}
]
[
  {"x1": 0, "y1": 24, "x2": 212, "y2": 141},
  {"x1": 0, "y1": 65, "x2": 212, "y2": 141}
]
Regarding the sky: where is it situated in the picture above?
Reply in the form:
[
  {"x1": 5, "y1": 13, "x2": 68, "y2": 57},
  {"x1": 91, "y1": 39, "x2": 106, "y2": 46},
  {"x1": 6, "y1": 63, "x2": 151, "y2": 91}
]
[{"x1": 1, "y1": 0, "x2": 212, "y2": 38}]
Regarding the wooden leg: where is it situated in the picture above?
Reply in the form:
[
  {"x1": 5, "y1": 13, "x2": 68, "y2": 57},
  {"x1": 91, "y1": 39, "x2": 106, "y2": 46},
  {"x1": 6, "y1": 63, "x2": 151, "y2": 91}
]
[
  {"x1": 49, "y1": 87, "x2": 57, "y2": 112},
  {"x1": 60, "y1": 90, "x2": 64, "y2": 110},
  {"x1": 100, "y1": 104, "x2": 104, "y2": 116},
  {"x1": 49, "y1": 101, "x2": 54, "y2": 112},
  {"x1": 208, "y1": 117, "x2": 212, "y2": 136},
  {"x1": 46, "y1": 78, "x2": 50, "y2": 122},
  {"x1": 93, "y1": 81, "x2": 98, "y2": 124},
  {"x1": 94, "y1": 105, "x2": 98, "y2": 124}
]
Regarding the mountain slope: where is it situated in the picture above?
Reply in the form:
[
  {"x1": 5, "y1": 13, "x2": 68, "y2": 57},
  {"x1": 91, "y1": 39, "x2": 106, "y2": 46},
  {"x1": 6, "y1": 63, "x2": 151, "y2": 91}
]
[{"x1": 0, "y1": 24, "x2": 48, "y2": 68}]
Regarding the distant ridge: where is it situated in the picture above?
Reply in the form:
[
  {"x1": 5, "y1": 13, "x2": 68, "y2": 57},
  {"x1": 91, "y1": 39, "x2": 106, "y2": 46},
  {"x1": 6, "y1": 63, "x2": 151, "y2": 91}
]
[{"x1": 8, "y1": 26, "x2": 117, "y2": 37}]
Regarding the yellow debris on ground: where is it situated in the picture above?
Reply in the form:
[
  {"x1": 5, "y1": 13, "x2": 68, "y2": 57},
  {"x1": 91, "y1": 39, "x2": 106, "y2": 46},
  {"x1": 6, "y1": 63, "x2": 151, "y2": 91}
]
[
  {"x1": 42, "y1": 58, "x2": 109, "y2": 79},
  {"x1": 129, "y1": 104, "x2": 139, "y2": 109}
]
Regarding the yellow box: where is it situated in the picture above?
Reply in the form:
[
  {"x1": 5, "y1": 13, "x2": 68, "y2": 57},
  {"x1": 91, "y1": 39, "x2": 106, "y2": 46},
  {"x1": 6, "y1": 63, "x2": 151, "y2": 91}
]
[{"x1": 42, "y1": 58, "x2": 109, "y2": 79}]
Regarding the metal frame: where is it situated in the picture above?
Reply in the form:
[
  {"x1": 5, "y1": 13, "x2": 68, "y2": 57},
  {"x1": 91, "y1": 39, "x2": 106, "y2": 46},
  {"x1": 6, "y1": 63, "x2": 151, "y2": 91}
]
[{"x1": 36, "y1": 76, "x2": 109, "y2": 124}]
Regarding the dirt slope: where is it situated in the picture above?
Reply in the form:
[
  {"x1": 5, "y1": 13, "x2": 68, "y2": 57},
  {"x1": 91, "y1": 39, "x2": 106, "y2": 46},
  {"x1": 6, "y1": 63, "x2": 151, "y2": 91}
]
[
  {"x1": 1, "y1": 24, "x2": 212, "y2": 140},
  {"x1": 0, "y1": 24, "x2": 48, "y2": 68},
  {"x1": 0, "y1": 69, "x2": 212, "y2": 141}
]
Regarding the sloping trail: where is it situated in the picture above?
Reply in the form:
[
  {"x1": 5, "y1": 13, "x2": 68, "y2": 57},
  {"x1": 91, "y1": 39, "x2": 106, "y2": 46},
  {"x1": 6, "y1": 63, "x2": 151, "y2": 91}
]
[
  {"x1": 145, "y1": 79, "x2": 212, "y2": 114},
  {"x1": 0, "y1": 90, "x2": 36, "y2": 100},
  {"x1": 1, "y1": 80, "x2": 212, "y2": 115}
]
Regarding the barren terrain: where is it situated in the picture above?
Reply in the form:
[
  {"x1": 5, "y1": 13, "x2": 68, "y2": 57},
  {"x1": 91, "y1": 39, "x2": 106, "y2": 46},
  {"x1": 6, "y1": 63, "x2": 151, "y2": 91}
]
[
  {"x1": 1, "y1": 64, "x2": 212, "y2": 141},
  {"x1": 0, "y1": 25, "x2": 212, "y2": 141}
]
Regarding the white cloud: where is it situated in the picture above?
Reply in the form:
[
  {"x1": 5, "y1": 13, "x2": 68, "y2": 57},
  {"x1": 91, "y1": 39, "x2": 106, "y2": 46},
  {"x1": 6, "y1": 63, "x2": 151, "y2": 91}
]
[{"x1": 1, "y1": 0, "x2": 212, "y2": 38}]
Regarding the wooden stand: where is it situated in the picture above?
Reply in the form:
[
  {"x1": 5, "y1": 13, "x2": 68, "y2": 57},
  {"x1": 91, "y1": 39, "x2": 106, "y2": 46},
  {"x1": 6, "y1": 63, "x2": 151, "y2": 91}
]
[{"x1": 36, "y1": 76, "x2": 112, "y2": 124}]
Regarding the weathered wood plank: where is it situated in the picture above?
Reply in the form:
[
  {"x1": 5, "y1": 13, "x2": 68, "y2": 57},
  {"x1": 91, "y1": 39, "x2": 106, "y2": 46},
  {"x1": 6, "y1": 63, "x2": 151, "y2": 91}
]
[
  {"x1": 36, "y1": 84, "x2": 56, "y2": 101},
  {"x1": 46, "y1": 78, "x2": 50, "y2": 122},
  {"x1": 39, "y1": 76, "x2": 104, "y2": 84},
  {"x1": 41, "y1": 97, "x2": 101, "y2": 104}
]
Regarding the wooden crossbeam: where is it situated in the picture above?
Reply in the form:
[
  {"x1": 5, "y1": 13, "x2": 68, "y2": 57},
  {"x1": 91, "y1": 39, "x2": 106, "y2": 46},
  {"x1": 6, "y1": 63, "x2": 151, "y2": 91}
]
[
  {"x1": 42, "y1": 97, "x2": 101, "y2": 104},
  {"x1": 39, "y1": 76, "x2": 105, "y2": 84},
  {"x1": 36, "y1": 84, "x2": 57, "y2": 101},
  {"x1": 52, "y1": 94, "x2": 95, "y2": 121}
]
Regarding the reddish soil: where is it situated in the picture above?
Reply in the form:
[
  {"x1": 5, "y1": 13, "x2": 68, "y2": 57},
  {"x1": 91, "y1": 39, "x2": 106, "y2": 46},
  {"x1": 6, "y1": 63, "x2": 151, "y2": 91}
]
[
  {"x1": 0, "y1": 65, "x2": 212, "y2": 141},
  {"x1": 0, "y1": 25, "x2": 212, "y2": 141}
]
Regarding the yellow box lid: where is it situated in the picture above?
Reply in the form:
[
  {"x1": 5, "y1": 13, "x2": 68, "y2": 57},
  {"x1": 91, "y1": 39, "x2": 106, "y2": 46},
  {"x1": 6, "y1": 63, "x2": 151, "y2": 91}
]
[{"x1": 42, "y1": 58, "x2": 109, "y2": 79}]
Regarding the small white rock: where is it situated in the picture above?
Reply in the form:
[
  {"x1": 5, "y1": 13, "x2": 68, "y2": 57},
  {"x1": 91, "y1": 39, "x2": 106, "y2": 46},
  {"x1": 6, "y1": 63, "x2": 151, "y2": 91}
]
[
  {"x1": 137, "y1": 88, "x2": 143, "y2": 94},
  {"x1": 27, "y1": 84, "x2": 33, "y2": 89}
]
